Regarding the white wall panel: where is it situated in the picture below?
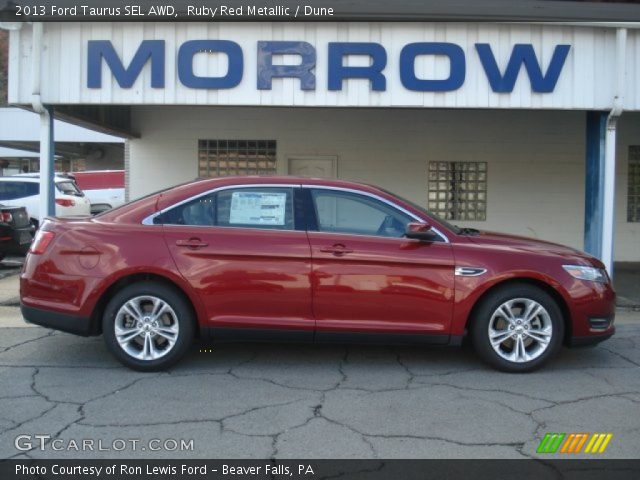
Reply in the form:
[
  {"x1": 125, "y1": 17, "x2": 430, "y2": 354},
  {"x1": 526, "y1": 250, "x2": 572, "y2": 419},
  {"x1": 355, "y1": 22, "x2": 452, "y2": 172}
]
[
  {"x1": 127, "y1": 106, "x2": 639, "y2": 260},
  {"x1": 9, "y1": 22, "x2": 638, "y2": 110}
]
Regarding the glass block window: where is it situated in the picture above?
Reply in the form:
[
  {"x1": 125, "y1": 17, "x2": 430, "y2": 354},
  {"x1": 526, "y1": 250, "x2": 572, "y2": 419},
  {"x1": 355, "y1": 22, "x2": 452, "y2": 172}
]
[
  {"x1": 198, "y1": 140, "x2": 277, "y2": 178},
  {"x1": 629, "y1": 146, "x2": 640, "y2": 222},
  {"x1": 427, "y1": 161, "x2": 487, "y2": 221}
]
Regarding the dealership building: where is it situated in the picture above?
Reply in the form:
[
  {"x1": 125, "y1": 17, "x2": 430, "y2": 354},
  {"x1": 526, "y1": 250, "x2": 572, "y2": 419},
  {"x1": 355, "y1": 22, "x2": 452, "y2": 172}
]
[{"x1": 4, "y1": 18, "x2": 640, "y2": 270}]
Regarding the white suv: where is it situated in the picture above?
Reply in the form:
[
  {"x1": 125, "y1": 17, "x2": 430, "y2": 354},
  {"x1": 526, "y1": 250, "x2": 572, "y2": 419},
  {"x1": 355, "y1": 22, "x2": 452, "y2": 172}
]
[{"x1": 0, "y1": 175, "x2": 91, "y2": 227}]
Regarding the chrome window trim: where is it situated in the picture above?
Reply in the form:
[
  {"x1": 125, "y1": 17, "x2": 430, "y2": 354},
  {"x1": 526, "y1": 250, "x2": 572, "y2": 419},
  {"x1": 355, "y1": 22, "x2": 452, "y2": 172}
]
[
  {"x1": 142, "y1": 182, "x2": 451, "y2": 243},
  {"x1": 303, "y1": 185, "x2": 450, "y2": 243},
  {"x1": 141, "y1": 184, "x2": 300, "y2": 226}
]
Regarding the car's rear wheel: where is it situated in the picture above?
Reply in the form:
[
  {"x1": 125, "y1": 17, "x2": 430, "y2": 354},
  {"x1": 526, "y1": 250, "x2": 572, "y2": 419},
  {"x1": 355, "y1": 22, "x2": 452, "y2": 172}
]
[
  {"x1": 102, "y1": 282, "x2": 194, "y2": 371},
  {"x1": 470, "y1": 284, "x2": 564, "y2": 372}
]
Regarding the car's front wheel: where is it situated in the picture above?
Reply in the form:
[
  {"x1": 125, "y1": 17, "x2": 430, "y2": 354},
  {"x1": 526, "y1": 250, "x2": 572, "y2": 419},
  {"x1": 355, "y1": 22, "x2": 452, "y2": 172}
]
[
  {"x1": 471, "y1": 284, "x2": 564, "y2": 372},
  {"x1": 102, "y1": 282, "x2": 195, "y2": 371}
]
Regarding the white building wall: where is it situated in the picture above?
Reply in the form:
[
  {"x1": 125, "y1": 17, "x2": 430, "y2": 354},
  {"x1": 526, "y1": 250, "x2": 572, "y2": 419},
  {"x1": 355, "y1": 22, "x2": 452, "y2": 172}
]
[
  {"x1": 129, "y1": 107, "x2": 638, "y2": 260},
  {"x1": 616, "y1": 114, "x2": 640, "y2": 262}
]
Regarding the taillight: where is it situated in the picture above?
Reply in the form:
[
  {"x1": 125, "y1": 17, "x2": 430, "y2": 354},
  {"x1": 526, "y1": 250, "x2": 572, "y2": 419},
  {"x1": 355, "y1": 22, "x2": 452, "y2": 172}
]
[
  {"x1": 29, "y1": 231, "x2": 55, "y2": 255},
  {"x1": 56, "y1": 198, "x2": 75, "y2": 207},
  {"x1": 0, "y1": 212, "x2": 12, "y2": 223}
]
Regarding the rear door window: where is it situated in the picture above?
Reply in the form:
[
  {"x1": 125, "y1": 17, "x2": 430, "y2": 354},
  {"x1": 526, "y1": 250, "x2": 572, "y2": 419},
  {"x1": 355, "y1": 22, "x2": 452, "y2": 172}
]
[
  {"x1": 0, "y1": 181, "x2": 39, "y2": 200},
  {"x1": 216, "y1": 188, "x2": 294, "y2": 230},
  {"x1": 157, "y1": 187, "x2": 295, "y2": 230}
]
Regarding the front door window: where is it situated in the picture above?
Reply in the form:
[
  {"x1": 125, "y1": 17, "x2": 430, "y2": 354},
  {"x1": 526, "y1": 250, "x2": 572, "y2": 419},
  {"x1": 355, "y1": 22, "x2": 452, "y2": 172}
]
[{"x1": 310, "y1": 189, "x2": 412, "y2": 238}]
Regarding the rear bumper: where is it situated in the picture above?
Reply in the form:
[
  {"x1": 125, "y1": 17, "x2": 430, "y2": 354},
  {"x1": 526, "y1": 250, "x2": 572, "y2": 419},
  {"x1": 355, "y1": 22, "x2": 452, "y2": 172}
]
[
  {"x1": 0, "y1": 225, "x2": 34, "y2": 255},
  {"x1": 21, "y1": 303, "x2": 93, "y2": 336}
]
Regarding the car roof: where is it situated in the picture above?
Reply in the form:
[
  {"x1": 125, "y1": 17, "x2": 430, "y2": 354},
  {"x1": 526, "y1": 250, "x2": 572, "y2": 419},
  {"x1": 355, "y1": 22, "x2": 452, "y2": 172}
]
[
  {"x1": 2, "y1": 174, "x2": 74, "y2": 182},
  {"x1": 70, "y1": 170, "x2": 124, "y2": 174},
  {"x1": 188, "y1": 175, "x2": 383, "y2": 193},
  {"x1": 152, "y1": 175, "x2": 399, "y2": 215}
]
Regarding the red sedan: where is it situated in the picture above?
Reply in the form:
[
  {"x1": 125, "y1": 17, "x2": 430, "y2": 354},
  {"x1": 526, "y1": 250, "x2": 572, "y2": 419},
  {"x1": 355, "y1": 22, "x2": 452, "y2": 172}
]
[{"x1": 20, "y1": 176, "x2": 615, "y2": 372}]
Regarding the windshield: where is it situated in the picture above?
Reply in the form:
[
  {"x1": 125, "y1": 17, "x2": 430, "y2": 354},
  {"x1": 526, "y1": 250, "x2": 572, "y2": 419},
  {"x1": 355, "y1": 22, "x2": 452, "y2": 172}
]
[{"x1": 378, "y1": 188, "x2": 462, "y2": 235}]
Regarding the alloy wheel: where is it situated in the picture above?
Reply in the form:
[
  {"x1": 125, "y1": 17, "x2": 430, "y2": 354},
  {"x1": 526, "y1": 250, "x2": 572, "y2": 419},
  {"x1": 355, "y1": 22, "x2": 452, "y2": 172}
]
[
  {"x1": 487, "y1": 298, "x2": 553, "y2": 363},
  {"x1": 114, "y1": 295, "x2": 179, "y2": 361}
]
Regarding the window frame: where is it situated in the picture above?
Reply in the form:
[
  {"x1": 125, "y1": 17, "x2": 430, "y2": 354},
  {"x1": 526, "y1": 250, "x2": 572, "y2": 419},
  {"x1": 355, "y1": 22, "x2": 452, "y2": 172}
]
[
  {"x1": 197, "y1": 139, "x2": 277, "y2": 178},
  {"x1": 427, "y1": 161, "x2": 488, "y2": 222}
]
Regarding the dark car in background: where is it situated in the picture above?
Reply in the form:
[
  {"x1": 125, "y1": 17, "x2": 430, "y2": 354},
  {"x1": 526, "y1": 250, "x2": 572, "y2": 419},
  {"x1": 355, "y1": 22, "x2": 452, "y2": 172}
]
[{"x1": 0, "y1": 205, "x2": 34, "y2": 261}]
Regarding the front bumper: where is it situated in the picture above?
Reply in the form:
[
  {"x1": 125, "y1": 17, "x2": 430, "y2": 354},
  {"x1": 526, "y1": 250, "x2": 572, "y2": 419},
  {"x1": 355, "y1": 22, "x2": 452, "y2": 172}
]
[
  {"x1": 569, "y1": 329, "x2": 615, "y2": 347},
  {"x1": 21, "y1": 303, "x2": 92, "y2": 336}
]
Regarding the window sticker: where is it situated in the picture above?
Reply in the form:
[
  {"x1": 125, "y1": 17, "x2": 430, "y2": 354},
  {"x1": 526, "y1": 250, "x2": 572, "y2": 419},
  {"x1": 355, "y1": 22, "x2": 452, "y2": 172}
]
[{"x1": 229, "y1": 191, "x2": 287, "y2": 226}]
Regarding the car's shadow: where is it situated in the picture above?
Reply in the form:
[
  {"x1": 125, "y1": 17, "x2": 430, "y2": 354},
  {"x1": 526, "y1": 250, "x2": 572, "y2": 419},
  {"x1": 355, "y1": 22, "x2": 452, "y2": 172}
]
[{"x1": 5, "y1": 326, "x2": 634, "y2": 376}]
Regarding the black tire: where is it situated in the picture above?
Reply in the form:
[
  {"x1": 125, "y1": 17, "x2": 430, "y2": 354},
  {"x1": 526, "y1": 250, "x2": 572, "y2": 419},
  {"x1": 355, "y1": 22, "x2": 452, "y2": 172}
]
[
  {"x1": 470, "y1": 284, "x2": 564, "y2": 373},
  {"x1": 102, "y1": 282, "x2": 195, "y2": 371}
]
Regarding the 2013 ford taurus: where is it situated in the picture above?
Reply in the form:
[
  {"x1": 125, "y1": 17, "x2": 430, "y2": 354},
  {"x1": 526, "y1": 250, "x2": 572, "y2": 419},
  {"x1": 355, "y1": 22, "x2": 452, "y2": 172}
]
[{"x1": 20, "y1": 176, "x2": 615, "y2": 372}]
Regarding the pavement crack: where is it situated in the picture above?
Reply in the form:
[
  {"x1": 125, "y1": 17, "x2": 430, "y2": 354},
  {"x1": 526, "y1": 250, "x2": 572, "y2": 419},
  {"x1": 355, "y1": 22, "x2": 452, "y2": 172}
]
[
  {"x1": 410, "y1": 381, "x2": 558, "y2": 406},
  {"x1": 335, "y1": 347, "x2": 349, "y2": 388},
  {"x1": 78, "y1": 418, "x2": 223, "y2": 428},
  {"x1": 599, "y1": 346, "x2": 640, "y2": 368},
  {"x1": 394, "y1": 351, "x2": 416, "y2": 389},
  {"x1": 0, "y1": 403, "x2": 57, "y2": 438},
  {"x1": 0, "y1": 363, "x2": 122, "y2": 369},
  {"x1": 0, "y1": 330, "x2": 56, "y2": 354},
  {"x1": 227, "y1": 370, "x2": 328, "y2": 393}
]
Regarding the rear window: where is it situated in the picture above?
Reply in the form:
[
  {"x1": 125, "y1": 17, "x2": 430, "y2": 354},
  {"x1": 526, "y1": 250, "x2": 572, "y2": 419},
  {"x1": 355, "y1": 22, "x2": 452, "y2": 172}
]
[
  {"x1": 0, "y1": 181, "x2": 39, "y2": 200},
  {"x1": 56, "y1": 181, "x2": 84, "y2": 197}
]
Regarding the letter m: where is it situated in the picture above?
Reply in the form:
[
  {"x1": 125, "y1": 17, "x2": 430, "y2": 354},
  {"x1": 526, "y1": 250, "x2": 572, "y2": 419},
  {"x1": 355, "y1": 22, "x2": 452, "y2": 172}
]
[
  {"x1": 88, "y1": 40, "x2": 165, "y2": 89},
  {"x1": 476, "y1": 43, "x2": 570, "y2": 93}
]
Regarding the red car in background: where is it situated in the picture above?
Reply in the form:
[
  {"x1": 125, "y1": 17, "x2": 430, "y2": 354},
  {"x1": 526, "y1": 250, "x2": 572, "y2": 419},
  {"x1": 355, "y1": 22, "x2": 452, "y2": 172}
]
[{"x1": 20, "y1": 176, "x2": 615, "y2": 372}]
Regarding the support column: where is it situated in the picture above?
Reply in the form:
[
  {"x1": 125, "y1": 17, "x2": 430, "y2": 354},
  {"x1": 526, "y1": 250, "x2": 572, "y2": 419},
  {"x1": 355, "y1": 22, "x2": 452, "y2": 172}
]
[
  {"x1": 38, "y1": 106, "x2": 55, "y2": 223},
  {"x1": 601, "y1": 115, "x2": 619, "y2": 276},
  {"x1": 584, "y1": 27, "x2": 626, "y2": 278},
  {"x1": 584, "y1": 111, "x2": 607, "y2": 260}
]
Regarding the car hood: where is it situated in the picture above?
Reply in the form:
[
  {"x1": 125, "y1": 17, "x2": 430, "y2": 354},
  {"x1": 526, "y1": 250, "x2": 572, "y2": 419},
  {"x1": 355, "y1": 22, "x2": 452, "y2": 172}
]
[{"x1": 467, "y1": 230, "x2": 603, "y2": 266}]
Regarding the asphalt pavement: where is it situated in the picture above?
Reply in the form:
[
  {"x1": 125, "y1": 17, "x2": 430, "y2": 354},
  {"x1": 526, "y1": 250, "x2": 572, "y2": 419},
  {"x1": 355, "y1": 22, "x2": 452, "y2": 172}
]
[{"x1": 1, "y1": 303, "x2": 638, "y2": 459}]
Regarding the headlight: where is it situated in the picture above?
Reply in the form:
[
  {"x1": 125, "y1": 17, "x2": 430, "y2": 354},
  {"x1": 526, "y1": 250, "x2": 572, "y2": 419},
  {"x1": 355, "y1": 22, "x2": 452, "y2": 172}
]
[{"x1": 563, "y1": 265, "x2": 608, "y2": 283}]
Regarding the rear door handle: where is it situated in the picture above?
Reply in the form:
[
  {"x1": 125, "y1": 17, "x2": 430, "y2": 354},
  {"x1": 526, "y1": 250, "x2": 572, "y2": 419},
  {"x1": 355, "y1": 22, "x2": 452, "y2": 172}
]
[
  {"x1": 176, "y1": 238, "x2": 209, "y2": 249},
  {"x1": 320, "y1": 244, "x2": 353, "y2": 256}
]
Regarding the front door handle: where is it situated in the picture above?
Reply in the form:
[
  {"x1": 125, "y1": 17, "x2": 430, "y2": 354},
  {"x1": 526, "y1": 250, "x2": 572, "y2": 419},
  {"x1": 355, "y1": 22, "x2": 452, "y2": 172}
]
[
  {"x1": 176, "y1": 238, "x2": 209, "y2": 249},
  {"x1": 320, "y1": 244, "x2": 353, "y2": 256}
]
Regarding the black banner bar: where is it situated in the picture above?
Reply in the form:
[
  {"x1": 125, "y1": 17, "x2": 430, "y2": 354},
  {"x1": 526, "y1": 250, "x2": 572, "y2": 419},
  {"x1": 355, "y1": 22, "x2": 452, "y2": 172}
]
[
  {"x1": 2, "y1": 0, "x2": 640, "y2": 22},
  {"x1": 2, "y1": 460, "x2": 640, "y2": 480}
]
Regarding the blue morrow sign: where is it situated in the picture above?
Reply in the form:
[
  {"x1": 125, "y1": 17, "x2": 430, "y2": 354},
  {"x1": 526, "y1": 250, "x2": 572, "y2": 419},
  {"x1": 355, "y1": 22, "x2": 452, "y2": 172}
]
[{"x1": 87, "y1": 40, "x2": 571, "y2": 93}]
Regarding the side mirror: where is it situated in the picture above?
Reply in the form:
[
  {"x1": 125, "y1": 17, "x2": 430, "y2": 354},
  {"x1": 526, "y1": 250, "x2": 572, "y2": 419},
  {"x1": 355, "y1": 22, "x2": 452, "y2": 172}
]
[{"x1": 405, "y1": 222, "x2": 438, "y2": 241}]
